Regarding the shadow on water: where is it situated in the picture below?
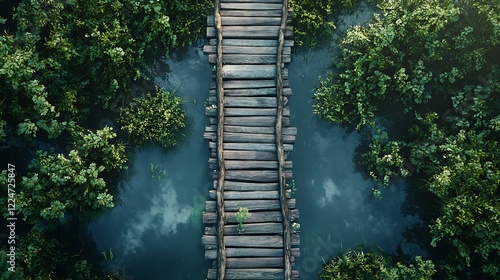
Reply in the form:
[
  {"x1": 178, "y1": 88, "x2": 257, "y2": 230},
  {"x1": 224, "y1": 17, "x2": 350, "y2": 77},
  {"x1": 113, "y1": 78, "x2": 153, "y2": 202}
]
[
  {"x1": 89, "y1": 47, "x2": 212, "y2": 280},
  {"x1": 288, "y1": 47, "x2": 422, "y2": 279}
]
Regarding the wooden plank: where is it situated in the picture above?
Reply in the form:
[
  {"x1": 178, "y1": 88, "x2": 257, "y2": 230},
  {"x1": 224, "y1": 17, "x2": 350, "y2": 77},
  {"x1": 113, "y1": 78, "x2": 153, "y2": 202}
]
[
  {"x1": 221, "y1": 198, "x2": 295, "y2": 211},
  {"x1": 225, "y1": 160, "x2": 292, "y2": 169},
  {"x1": 205, "y1": 248, "x2": 300, "y2": 259},
  {"x1": 207, "y1": 26, "x2": 293, "y2": 38},
  {"x1": 203, "y1": 209, "x2": 299, "y2": 224},
  {"x1": 209, "y1": 39, "x2": 294, "y2": 47},
  {"x1": 225, "y1": 132, "x2": 295, "y2": 143},
  {"x1": 223, "y1": 150, "x2": 276, "y2": 160},
  {"x1": 207, "y1": 268, "x2": 283, "y2": 280},
  {"x1": 225, "y1": 222, "x2": 283, "y2": 235},
  {"x1": 224, "y1": 125, "x2": 297, "y2": 135},
  {"x1": 226, "y1": 257, "x2": 283, "y2": 268},
  {"x1": 220, "y1": 108, "x2": 290, "y2": 117},
  {"x1": 224, "y1": 170, "x2": 293, "y2": 182},
  {"x1": 208, "y1": 54, "x2": 291, "y2": 64},
  {"x1": 223, "y1": 116, "x2": 290, "y2": 126},
  {"x1": 224, "y1": 181, "x2": 279, "y2": 191},
  {"x1": 221, "y1": 0, "x2": 283, "y2": 3},
  {"x1": 222, "y1": 65, "x2": 288, "y2": 80},
  {"x1": 209, "y1": 190, "x2": 291, "y2": 200},
  {"x1": 220, "y1": 3, "x2": 282, "y2": 10},
  {"x1": 225, "y1": 235, "x2": 283, "y2": 248},
  {"x1": 211, "y1": 79, "x2": 290, "y2": 89},
  {"x1": 220, "y1": 10, "x2": 282, "y2": 17},
  {"x1": 224, "y1": 96, "x2": 277, "y2": 107},
  {"x1": 203, "y1": 45, "x2": 291, "y2": 55},
  {"x1": 210, "y1": 88, "x2": 293, "y2": 97},
  {"x1": 208, "y1": 15, "x2": 281, "y2": 26},
  {"x1": 221, "y1": 143, "x2": 294, "y2": 152}
]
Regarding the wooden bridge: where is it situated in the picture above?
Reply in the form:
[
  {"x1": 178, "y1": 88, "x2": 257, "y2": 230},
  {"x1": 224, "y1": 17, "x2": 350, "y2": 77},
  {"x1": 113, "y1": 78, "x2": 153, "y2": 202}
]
[{"x1": 201, "y1": 0, "x2": 300, "y2": 279}]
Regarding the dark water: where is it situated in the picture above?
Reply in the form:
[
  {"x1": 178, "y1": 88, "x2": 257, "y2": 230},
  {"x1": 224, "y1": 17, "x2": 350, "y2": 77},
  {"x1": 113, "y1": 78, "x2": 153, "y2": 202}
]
[
  {"x1": 288, "y1": 49, "x2": 420, "y2": 279},
  {"x1": 89, "y1": 47, "x2": 212, "y2": 280}
]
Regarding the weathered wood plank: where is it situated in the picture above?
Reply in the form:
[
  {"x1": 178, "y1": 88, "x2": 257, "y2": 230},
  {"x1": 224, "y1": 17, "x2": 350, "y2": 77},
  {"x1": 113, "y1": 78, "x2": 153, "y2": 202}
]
[
  {"x1": 222, "y1": 65, "x2": 289, "y2": 80},
  {"x1": 225, "y1": 160, "x2": 293, "y2": 169},
  {"x1": 224, "y1": 125, "x2": 297, "y2": 135},
  {"x1": 220, "y1": 3, "x2": 282, "y2": 10},
  {"x1": 223, "y1": 150, "x2": 277, "y2": 160},
  {"x1": 216, "y1": 142, "x2": 294, "y2": 152},
  {"x1": 209, "y1": 53, "x2": 291, "y2": 64},
  {"x1": 203, "y1": 209, "x2": 299, "y2": 224},
  {"x1": 226, "y1": 257, "x2": 283, "y2": 268},
  {"x1": 224, "y1": 170, "x2": 293, "y2": 182},
  {"x1": 205, "y1": 247, "x2": 300, "y2": 259},
  {"x1": 209, "y1": 190, "x2": 291, "y2": 200},
  {"x1": 221, "y1": 0, "x2": 283, "y2": 3},
  {"x1": 207, "y1": 26, "x2": 293, "y2": 38},
  {"x1": 225, "y1": 222, "x2": 282, "y2": 235},
  {"x1": 207, "y1": 268, "x2": 299, "y2": 280},
  {"x1": 204, "y1": 45, "x2": 291, "y2": 55},
  {"x1": 224, "y1": 181, "x2": 279, "y2": 191},
  {"x1": 223, "y1": 116, "x2": 290, "y2": 126},
  {"x1": 208, "y1": 15, "x2": 282, "y2": 26},
  {"x1": 224, "y1": 96, "x2": 277, "y2": 107},
  {"x1": 204, "y1": 199, "x2": 296, "y2": 211},
  {"x1": 206, "y1": 108, "x2": 291, "y2": 118},
  {"x1": 210, "y1": 88, "x2": 293, "y2": 97},
  {"x1": 225, "y1": 235, "x2": 283, "y2": 248},
  {"x1": 211, "y1": 79, "x2": 290, "y2": 89},
  {"x1": 220, "y1": 9, "x2": 282, "y2": 17},
  {"x1": 209, "y1": 39, "x2": 294, "y2": 47}
]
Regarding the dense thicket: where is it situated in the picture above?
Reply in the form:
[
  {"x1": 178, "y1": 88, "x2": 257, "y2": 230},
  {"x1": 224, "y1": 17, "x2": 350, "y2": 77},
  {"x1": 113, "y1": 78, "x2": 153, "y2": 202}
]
[
  {"x1": 321, "y1": 247, "x2": 435, "y2": 280},
  {"x1": 315, "y1": 0, "x2": 499, "y2": 278},
  {"x1": 0, "y1": 0, "x2": 210, "y2": 278}
]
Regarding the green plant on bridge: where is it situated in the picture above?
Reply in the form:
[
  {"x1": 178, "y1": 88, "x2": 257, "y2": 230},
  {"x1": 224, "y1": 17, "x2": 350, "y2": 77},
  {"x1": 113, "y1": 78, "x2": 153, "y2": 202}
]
[{"x1": 235, "y1": 207, "x2": 251, "y2": 233}]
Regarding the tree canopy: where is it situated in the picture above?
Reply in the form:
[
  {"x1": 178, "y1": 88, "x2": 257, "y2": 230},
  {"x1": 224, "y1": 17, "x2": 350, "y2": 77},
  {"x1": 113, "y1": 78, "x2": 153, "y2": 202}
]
[{"x1": 314, "y1": 0, "x2": 500, "y2": 278}]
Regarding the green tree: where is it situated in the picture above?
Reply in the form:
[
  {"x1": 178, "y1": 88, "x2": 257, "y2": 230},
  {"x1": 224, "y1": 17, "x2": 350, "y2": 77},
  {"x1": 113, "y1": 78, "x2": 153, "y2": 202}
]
[
  {"x1": 119, "y1": 88, "x2": 186, "y2": 149},
  {"x1": 321, "y1": 248, "x2": 435, "y2": 280},
  {"x1": 314, "y1": 0, "x2": 500, "y2": 278}
]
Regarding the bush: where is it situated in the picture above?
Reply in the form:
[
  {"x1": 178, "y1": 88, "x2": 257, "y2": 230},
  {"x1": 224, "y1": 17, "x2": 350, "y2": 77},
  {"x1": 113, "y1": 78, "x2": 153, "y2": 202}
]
[{"x1": 119, "y1": 88, "x2": 186, "y2": 149}]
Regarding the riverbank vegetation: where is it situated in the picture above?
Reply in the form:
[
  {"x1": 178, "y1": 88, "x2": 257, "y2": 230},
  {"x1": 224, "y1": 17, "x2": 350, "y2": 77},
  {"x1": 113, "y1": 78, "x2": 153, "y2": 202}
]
[
  {"x1": 315, "y1": 0, "x2": 499, "y2": 278},
  {"x1": 0, "y1": 0, "x2": 211, "y2": 278}
]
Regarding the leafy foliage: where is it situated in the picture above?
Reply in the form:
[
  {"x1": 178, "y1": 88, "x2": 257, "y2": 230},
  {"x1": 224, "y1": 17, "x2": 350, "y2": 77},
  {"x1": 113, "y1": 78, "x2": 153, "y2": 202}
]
[
  {"x1": 235, "y1": 207, "x2": 251, "y2": 233},
  {"x1": 119, "y1": 88, "x2": 186, "y2": 149},
  {"x1": 321, "y1": 248, "x2": 435, "y2": 280},
  {"x1": 314, "y1": 0, "x2": 500, "y2": 278}
]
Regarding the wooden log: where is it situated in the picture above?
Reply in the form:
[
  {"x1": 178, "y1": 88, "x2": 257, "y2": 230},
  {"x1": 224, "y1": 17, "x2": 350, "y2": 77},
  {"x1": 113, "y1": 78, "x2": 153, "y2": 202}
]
[
  {"x1": 222, "y1": 143, "x2": 294, "y2": 152},
  {"x1": 220, "y1": 3, "x2": 282, "y2": 10},
  {"x1": 207, "y1": 15, "x2": 282, "y2": 26},
  {"x1": 226, "y1": 257, "x2": 283, "y2": 268},
  {"x1": 203, "y1": 209, "x2": 299, "y2": 224},
  {"x1": 225, "y1": 160, "x2": 293, "y2": 169},
  {"x1": 210, "y1": 88, "x2": 293, "y2": 97},
  {"x1": 221, "y1": 0, "x2": 283, "y2": 3},
  {"x1": 207, "y1": 26, "x2": 293, "y2": 38},
  {"x1": 209, "y1": 38, "x2": 294, "y2": 47},
  {"x1": 224, "y1": 125, "x2": 297, "y2": 135},
  {"x1": 211, "y1": 79, "x2": 290, "y2": 89},
  {"x1": 224, "y1": 132, "x2": 295, "y2": 143},
  {"x1": 220, "y1": 9, "x2": 282, "y2": 17},
  {"x1": 225, "y1": 235, "x2": 283, "y2": 248},
  {"x1": 223, "y1": 150, "x2": 277, "y2": 160},
  {"x1": 222, "y1": 108, "x2": 291, "y2": 117},
  {"x1": 222, "y1": 65, "x2": 288, "y2": 80},
  {"x1": 208, "y1": 53, "x2": 291, "y2": 64},
  {"x1": 225, "y1": 222, "x2": 282, "y2": 235},
  {"x1": 207, "y1": 268, "x2": 300, "y2": 280},
  {"x1": 224, "y1": 198, "x2": 296, "y2": 211},
  {"x1": 224, "y1": 96, "x2": 276, "y2": 107},
  {"x1": 224, "y1": 181, "x2": 279, "y2": 191},
  {"x1": 224, "y1": 116, "x2": 290, "y2": 126},
  {"x1": 208, "y1": 190, "x2": 291, "y2": 200},
  {"x1": 224, "y1": 170, "x2": 293, "y2": 182},
  {"x1": 205, "y1": 247, "x2": 300, "y2": 259},
  {"x1": 203, "y1": 45, "x2": 291, "y2": 55}
]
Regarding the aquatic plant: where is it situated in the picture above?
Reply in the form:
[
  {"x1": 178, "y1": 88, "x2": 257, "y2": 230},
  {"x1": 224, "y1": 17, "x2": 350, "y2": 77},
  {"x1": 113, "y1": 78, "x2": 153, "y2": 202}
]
[{"x1": 235, "y1": 207, "x2": 251, "y2": 233}]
